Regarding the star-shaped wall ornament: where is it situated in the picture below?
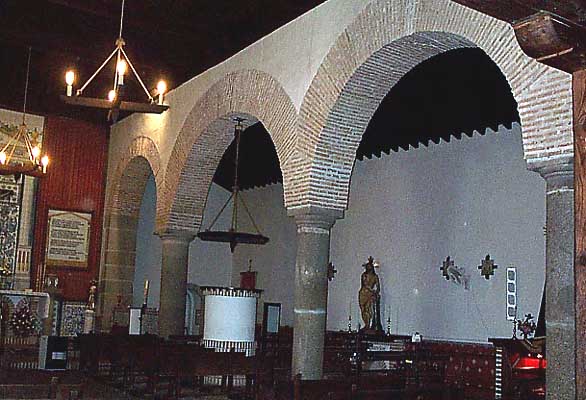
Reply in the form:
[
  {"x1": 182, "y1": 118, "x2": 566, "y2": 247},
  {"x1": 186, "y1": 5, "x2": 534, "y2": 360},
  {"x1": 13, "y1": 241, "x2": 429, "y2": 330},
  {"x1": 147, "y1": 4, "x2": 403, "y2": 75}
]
[
  {"x1": 440, "y1": 256, "x2": 469, "y2": 289},
  {"x1": 441, "y1": 256, "x2": 454, "y2": 280},
  {"x1": 327, "y1": 262, "x2": 337, "y2": 281},
  {"x1": 478, "y1": 254, "x2": 498, "y2": 280}
]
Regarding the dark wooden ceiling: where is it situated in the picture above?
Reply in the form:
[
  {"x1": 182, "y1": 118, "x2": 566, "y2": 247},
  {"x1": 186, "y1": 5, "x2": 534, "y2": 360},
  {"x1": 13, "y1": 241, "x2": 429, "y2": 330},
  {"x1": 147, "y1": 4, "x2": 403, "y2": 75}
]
[
  {"x1": 1, "y1": 1, "x2": 523, "y2": 191},
  {"x1": 0, "y1": 0, "x2": 327, "y2": 123},
  {"x1": 217, "y1": 47, "x2": 518, "y2": 191}
]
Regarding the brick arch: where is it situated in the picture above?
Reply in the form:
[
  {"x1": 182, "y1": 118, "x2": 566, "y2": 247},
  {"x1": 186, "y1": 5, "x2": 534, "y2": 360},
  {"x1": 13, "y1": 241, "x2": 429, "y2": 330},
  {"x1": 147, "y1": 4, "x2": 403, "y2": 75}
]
[
  {"x1": 99, "y1": 136, "x2": 160, "y2": 330},
  {"x1": 108, "y1": 136, "x2": 161, "y2": 216},
  {"x1": 158, "y1": 69, "x2": 296, "y2": 233},
  {"x1": 292, "y1": 0, "x2": 572, "y2": 211}
]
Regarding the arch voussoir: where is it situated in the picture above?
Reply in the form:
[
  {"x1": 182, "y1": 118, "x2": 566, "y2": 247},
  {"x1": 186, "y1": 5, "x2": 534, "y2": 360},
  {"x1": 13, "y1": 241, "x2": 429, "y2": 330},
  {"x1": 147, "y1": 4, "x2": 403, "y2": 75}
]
[
  {"x1": 157, "y1": 69, "x2": 297, "y2": 234},
  {"x1": 292, "y1": 0, "x2": 572, "y2": 213},
  {"x1": 100, "y1": 136, "x2": 161, "y2": 331}
]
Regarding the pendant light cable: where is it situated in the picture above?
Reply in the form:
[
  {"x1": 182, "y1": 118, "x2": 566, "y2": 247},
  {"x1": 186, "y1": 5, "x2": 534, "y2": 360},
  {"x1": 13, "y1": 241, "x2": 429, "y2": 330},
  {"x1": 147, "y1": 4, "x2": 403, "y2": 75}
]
[
  {"x1": 22, "y1": 47, "x2": 31, "y2": 125},
  {"x1": 119, "y1": 0, "x2": 125, "y2": 39}
]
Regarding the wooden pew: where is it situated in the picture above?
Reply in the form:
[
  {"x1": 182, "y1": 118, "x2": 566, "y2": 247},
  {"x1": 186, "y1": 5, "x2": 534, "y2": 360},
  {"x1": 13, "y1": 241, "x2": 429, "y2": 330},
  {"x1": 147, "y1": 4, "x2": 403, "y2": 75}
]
[
  {"x1": 125, "y1": 335, "x2": 160, "y2": 393},
  {"x1": 271, "y1": 374, "x2": 358, "y2": 400},
  {"x1": 78, "y1": 334, "x2": 114, "y2": 376},
  {"x1": 156, "y1": 342, "x2": 200, "y2": 397},
  {"x1": 80, "y1": 334, "x2": 267, "y2": 399}
]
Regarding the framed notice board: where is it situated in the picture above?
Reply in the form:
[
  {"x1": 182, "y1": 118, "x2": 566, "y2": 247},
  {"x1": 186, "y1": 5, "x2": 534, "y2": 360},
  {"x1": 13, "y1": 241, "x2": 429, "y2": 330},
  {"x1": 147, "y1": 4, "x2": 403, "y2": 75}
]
[{"x1": 46, "y1": 209, "x2": 92, "y2": 268}]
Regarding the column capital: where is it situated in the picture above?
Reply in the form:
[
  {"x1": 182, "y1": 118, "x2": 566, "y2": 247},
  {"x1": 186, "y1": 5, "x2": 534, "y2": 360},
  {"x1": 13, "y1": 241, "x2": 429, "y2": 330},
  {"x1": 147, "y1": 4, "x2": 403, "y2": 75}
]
[
  {"x1": 156, "y1": 229, "x2": 196, "y2": 243},
  {"x1": 287, "y1": 205, "x2": 343, "y2": 232},
  {"x1": 529, "y1": 156, "x2": 574, "y2": 191}
]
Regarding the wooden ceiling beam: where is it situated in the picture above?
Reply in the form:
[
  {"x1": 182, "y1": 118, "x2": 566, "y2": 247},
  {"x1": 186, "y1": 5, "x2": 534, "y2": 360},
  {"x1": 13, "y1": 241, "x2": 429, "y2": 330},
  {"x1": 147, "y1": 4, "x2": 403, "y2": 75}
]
[
  {"x1": 513, "y1": 12, "x2": 586, "y2": 72},
  {"x1": 454, "y1": 0, "x2": 586, "y2": 72},
  {"x1": 453, "y1": 0, "x2": 586, "y2": 24}
]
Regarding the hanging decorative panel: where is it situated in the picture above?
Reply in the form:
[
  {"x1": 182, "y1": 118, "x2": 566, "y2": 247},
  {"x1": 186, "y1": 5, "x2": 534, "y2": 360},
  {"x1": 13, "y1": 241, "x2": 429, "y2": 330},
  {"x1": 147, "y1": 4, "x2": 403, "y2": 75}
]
[
  {"x1": 60, "y1": 302, "x2": 86, "y2": 336},
  {"x1": 0, "y1": 175, "x2": 22, "y2": 287}
]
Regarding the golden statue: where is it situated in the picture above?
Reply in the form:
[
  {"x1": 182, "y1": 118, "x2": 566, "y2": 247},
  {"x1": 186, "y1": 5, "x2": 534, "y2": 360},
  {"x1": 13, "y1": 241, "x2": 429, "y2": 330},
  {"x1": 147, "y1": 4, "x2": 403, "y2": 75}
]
[
  {"x1": 358, "y1": 256, "x2": 382, "y2": 332},
  {"x1": 86, "y1": 281, "x2": 97, "y2": 310}
]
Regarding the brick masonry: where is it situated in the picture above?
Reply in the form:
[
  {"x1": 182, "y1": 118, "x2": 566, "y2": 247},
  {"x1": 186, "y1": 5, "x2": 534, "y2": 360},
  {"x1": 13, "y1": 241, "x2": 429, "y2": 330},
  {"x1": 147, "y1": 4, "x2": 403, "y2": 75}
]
[
  {"x1": 108, "y1": 136, "x2": 161, "y2": 217},
  {"x1": 158, "y1": 70, "x2": 297, "y2": 233},
  {"x1": 100, "y1": 0, "x2": 573, "y2": 320},
  {"x1": 105, "y1": 0, "x2": 572, "y2": 235},
  {"x1": 99, "y1": 137, "x2": 161, "y2": 329},
  {"x1": 295, "y1": 0, "x2": 573, "y2": 211}
]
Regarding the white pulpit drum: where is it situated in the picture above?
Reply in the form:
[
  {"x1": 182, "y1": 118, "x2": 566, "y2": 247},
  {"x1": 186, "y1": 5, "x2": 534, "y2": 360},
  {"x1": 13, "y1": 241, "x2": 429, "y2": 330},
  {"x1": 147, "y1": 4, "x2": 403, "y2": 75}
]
[{"x1": 203, "y1": 295, "x2": 256, "y2": 342}]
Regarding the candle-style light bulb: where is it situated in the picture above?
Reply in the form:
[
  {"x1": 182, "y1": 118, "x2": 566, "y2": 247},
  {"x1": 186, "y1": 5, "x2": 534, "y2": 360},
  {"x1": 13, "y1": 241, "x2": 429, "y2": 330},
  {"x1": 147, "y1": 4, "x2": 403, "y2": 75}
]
[
  {"x1": 41, "y1": 155, "x2": 49, "y2": 173},
  {"x1": 116, "y1": 60, "x2": 127, "y2": 85},
  {"x1": 156, "y1": 80, "x2": 167, "y2": 105},
  {"x1": 31, "y1": 146, "x2": 41, "y2": 161},
  {"x1": 143, "y1": 280, "x2": 150, "y2": 306},
  {"x1": 108, "y1": 89, "x2": 117, "y2": 102},
  {"x1": 65, "y1": 70, "x2": 75, "y2": 96},
  {"x1": 0, "y1": 151, "x2": 7, "y2": 165}
]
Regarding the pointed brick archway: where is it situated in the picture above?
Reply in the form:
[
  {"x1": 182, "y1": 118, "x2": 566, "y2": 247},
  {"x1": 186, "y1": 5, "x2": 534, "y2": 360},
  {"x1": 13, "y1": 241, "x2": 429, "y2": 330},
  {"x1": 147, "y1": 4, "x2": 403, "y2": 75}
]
[
  {"x1": 99, "y1": 136, "x2": 161, "y2": 331},
  {"x1": 290, "y1": 0, "x2": 572, "y2": 213}
]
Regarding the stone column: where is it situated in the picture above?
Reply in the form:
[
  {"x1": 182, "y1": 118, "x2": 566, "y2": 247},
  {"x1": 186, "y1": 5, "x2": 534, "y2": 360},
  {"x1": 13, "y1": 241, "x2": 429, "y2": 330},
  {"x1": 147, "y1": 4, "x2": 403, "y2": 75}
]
[
  {"x1": 289, "y1": 207, "x2": 342, "y2": 380},
  {"x1": 98, "y1": 212, "x2": 139, "y2": 331},
  {"x1": 158, "y1": 230, "x2": 194, "y2": 337},
  {"x1": 535, "y1": 161, "x2": 575, "y2": 400}
]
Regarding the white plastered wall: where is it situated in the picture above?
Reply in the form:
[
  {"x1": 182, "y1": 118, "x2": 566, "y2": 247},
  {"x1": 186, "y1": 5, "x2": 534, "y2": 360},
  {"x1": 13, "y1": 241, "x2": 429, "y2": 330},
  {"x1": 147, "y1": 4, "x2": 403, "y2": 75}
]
[
  {"x1": 107, "y1": 0, "x2": 370, "y2": 185},
  {"x1": 133, "y1": 178, "x2": 234, "y2": 308},
  {"x1": 232, "y1": 125, "x2": 545, "y2": 341}
]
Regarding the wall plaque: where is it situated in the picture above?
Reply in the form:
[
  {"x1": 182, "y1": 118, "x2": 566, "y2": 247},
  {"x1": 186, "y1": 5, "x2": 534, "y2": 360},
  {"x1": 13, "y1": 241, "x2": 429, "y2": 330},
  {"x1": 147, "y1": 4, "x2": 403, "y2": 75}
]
[{"x1": 46, "y1": 210, "x2": 91, "y2": 268}]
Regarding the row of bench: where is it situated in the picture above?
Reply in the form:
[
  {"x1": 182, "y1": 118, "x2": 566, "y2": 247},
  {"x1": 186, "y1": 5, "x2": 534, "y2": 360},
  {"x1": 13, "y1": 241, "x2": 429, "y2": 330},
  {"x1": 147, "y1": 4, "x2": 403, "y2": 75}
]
[{"x1": 79, "y1": 334, "x2": 260, "y2": 398}]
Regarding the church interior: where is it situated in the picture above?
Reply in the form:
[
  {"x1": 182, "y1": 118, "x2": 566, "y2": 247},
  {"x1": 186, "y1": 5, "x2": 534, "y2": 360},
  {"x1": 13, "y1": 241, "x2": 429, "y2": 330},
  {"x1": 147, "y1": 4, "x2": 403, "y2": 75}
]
[{"x1": 0, "y1": 0, "x2": 583, "y2": 399}]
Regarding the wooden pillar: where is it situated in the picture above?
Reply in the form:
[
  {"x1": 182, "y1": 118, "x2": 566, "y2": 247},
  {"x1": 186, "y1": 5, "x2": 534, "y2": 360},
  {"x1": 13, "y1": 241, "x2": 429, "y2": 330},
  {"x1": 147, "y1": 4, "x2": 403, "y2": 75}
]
[{"x1": 573, "y1": 69, "x2": 586, "y2": 399}]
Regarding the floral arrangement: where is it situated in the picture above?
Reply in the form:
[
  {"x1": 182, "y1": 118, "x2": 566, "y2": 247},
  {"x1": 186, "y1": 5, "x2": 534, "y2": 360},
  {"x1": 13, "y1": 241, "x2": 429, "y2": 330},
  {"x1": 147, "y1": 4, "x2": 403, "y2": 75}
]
[{"x1": 9, "y1": 303, "x2": 40, "y2": 337}]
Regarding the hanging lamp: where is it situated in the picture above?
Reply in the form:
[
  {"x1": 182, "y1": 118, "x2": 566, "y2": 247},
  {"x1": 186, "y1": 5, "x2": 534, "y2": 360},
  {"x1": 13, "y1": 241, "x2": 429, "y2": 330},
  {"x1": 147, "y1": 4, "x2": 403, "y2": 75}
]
[
  {"x1": 0, "y1": 47, "x2": 49, "y2": 181},
  {"x1": 197, "y1": 118, "x2": 269, "y2": 252},
  {"x1": 60, "y1": 0, "x2": 169, "y2": 122}
]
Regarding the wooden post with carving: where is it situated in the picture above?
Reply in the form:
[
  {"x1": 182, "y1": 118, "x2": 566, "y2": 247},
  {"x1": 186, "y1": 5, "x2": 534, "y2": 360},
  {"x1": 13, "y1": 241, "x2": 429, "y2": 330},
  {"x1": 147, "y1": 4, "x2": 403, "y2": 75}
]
[{"x1": 574, "y1": 69, "x2": 586, "y2": 399}]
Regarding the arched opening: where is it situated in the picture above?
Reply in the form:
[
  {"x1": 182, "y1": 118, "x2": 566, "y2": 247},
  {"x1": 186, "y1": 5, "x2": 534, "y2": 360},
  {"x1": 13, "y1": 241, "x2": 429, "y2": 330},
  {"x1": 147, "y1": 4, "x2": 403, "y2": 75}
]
[
  {"x1": 234, "y1": 41, "x2": 545, "y2": 345},
  {"x1": 152, "y1": 112, "x2": 286, "y2": 335},
  {"x1": 100, "y1": 156, "x2": 156, "y2": 331},
  {"x1": 193, "y1": 118, "x2": 290, "y2": 325},
  {"x1": 208, "y1": 121, "x2": 295, "y2": 325},
  {"x1": 133, "y1": 173, "x2": 161, "y2": 309},
  {"x1": 322, "y1": 46, "x2": 545, "y2": 342},
  {"x1": 357, "y1": 48, "x2": 519, "y2": 157}
]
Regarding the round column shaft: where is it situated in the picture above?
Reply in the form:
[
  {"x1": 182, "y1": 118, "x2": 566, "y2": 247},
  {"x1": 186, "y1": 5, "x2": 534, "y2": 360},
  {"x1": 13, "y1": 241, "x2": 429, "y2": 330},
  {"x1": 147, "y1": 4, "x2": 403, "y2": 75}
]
[
  {"x1": 537, "y1": 163, "x2": 575, "y2": 400},
  {"x1": 158, "y1": 231, "x2": 194, "y2": 337},
  {"x1": 290, "y1": 209, "x2": 340, "y2": 380}
]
